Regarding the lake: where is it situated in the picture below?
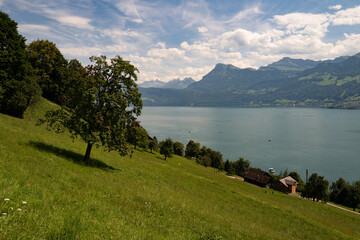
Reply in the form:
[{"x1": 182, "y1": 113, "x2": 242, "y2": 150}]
[{"x1": 138, "y1": 107, "x2": 360, "y2": 183}]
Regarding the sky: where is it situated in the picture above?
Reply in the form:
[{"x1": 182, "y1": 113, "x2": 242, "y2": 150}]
[{"x1": 2, "y1": 0, "x2": 360, "y2": 82}]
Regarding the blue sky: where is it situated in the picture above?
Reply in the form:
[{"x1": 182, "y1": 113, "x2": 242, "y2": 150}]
[{"x1": 2, "y1": 0, "x2": 360, "y2": 82}]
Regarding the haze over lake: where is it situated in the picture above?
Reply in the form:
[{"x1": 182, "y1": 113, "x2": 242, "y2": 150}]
[{"x1": 139, "y1": 107, "x2": 360, "y2": 183}]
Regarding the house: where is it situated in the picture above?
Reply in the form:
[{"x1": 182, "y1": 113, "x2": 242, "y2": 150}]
[
  {"x1": 243, "y1": 168, "x2": 274, "y2": 187},
  {"x1": 273, "y1": 176, "x2": 298, "y2": 194}
]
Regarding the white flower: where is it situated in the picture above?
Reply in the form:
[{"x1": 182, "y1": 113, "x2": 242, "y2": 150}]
[
  {"x1": 4, "y1": 198, "x2": 10, "y2": 201},
  {"x1": 9, "y1": 207, "x2": 13, "y2": 210},
  {"x1": 17, "y1": 208, "x2": 21, "y2": 211},
  {"x1": 22, "y1": 201, "x2": 27, "y2": 205}
]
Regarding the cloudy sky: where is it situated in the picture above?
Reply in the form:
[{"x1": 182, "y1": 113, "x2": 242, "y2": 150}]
[{"x1": 2, "y1": 0, "x2": 360, "y2": 82}]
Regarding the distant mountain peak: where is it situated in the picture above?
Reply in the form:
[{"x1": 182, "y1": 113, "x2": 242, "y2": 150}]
[{"x1": 139, "y1": 77, "x2": 195, "y2": 89}]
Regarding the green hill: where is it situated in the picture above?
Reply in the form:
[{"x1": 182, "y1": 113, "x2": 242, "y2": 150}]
[{"x1": 0, "y1": 98, "x2": 359, "y2": 239}]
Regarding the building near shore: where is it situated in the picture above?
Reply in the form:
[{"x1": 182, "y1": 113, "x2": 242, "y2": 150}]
[{"x1": 273, "y1": 176, "x2": 298, "y2": 194}]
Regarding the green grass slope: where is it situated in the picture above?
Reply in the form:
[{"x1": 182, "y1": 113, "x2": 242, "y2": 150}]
[{"x1": 1, "y1": 98, "x2": 359, "y2": 239}]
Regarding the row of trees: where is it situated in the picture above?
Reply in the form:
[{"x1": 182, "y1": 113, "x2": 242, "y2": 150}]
[
  {"x1": 330, "y1": 178, "x2": 360, "y2": 211},
  {"x1": 1, "y1": 11, "x2": 81, "y2": 118},
  {"x1": 1, "y1": 12, "x2": 143, "y2": 163}
]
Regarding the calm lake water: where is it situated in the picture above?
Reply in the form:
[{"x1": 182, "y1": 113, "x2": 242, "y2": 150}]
[{"x1": 138, "y1": 107, "x2": 360, "y2": 183}]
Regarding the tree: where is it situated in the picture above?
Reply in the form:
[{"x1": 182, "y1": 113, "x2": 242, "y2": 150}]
[
  {"x1": 61, "y1": 59, "x2": 86, "y2": 106},
  {"x1": 224, "y1": 160, "x2": 235, "y2": 175},
  {"x1": 149, "y1": 136, "x2": 159, "y2": 152},
  {"x1": 196, "y1": 155, "x2": 211, "y2": 167},
  {"x1": 330, "y1": 177, "x2": 348, "y2": 204},
  {"x1": 127, "y1": 124, "x2": 149, "y2": 150},
  {"x1": 27, "y1": 39, "x2": 68, "y2": 104},
  {"x1": 159, "y1": 138, "x2": 174, "y2": 160},
  {"x1": 0, "y1": 11, "x2": 41, "y2": 118},
  {"x1": 40, "y1": 55, "x2": 142, "y2": 163},
  {"x1": 173, "y1": 141, "x2": 184, "y2": 156},
  {"x1": 330, "y1": 178, "x2": 360, "y2": 211},
  {"x1": 185, "y1": 140, "x2": 200, "y2": 159},
  {"x1": 302, "y1": 173, "x2": 329, "y2": 202},
  {"x1": 210, "y1": 150, "x2": 223, "y2": 170},
  {"x1": 346, "y1": 184, "x2": 360, "y2": 211},
  {"x1": 234, "y1": 157, "x2": 250, "y2": 177}
]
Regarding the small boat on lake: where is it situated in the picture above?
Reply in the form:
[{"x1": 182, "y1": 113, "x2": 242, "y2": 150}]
[{"x1": 269, "y1": 168, "x2": 275, "y2": 173}]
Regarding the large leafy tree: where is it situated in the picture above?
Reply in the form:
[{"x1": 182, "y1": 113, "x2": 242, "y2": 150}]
[
  {"x1": 41, "y1": 55, "x2": 142, "y2": 163},
  {"x1": 159, "y1": 138, "x2": 174, "y2": 160},
  {"x1": 27, "y1": 39, "x2": 68, "y2": 104},
  {"x1": 185, "y1": 140, "x2": 200, "y2": 159},
  {"x1": 0, "y1": 11, "x2": 41, "y2": 117},
  {"x1": 234, "y1": 157, "x2": 250, "y2": 176},
  {"x1": 148, "y1": 136, "x2": 159, "y2": 153},
  {"x1": 173, "y1": 141, "x2": 184, "y2": 156},
  {"x1": 302, "y1": 173, "x2": 329, "y2": 202}
]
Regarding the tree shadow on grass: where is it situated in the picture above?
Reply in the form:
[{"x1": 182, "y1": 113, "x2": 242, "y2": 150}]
[
  {"x1": 156, "y1": 156, "x2": 166, "y2": 161},
  {"x1": 28, "y1": 141, "x2": 117, "y2": 171}
]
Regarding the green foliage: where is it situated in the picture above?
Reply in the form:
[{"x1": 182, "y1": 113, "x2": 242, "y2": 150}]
[
  {"x1": 196, "y1": 155, "x2": 212, "y2": 167},
  {"x1": 148, "y1": 136, "x2": 159, "y2": 152},
  {"x1": 303, "y1": 173, "x2": 329, "y2": 202},
  {"x1": 127, "y1": 124, "x2": 149, "y2": 150},
  {"x1": 185, "y1": 140, "x2": 200, "y2": 159},
  {"x1": 0, "y1": 11, "x2": 41, "y2": 118},
  {"x1": 40, "y1": 55, "x2": 142, "y2": 163},
  {"x1": 195, "y1": 145, "x2": 224, "y2": 170},
  {"x1": 173, "y1": 141, "x2": 184, "y2": 156},
  {"x1": 27, "y1": 40, "x2": 68, "y2": 104},
  {"x1": 330, "y1": 178, "x2": 360, "y2": 211},
  {"x1": 159, "y1": 138, "x2": 174, "y2": 160},
  {"x1": 224, "y1": 160, "x2": 235, "y2": 175},
  {"x1": 234, "y1": 157, "x2": 250, "y2": 177}
]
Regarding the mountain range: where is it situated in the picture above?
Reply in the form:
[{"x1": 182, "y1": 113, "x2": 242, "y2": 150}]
[
  {"x1": 140, "y1": 53, "x2": 360, "y2": 109},
  {"x1": 138, "y1": 77, "x2": 195, "y2": 89}
]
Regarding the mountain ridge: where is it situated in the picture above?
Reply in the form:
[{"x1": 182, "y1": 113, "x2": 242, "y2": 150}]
[
  {"x1": 140, "y1": 53, "x2": 360, "y2": 109},
  {"x1": 139, "y1": 77, "x2": 195, "y2": 89}
]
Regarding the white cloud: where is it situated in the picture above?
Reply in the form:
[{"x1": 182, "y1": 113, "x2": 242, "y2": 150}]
[
  {"x1": 147, "y1": 47, "x2": 185, "y2": 59},
  {"x1": 273, "y1": 12, "x2": 329, "y2": 38},
  {"x1": 116, "y1": 0, "x2": 143, "y2": 23},
  {"x1": 18, "y1": 24, "x2": 50, "y2": 33},
  {"x1": 224, "y1": 6, "x2": 262, "y2": 24},
  {"x1": 42, "y1": 9, "x2": 94, "y2": 30},
  {"x1": 178, "y1": 65, "x2": 214, "y2": 78},
  {"x1": 329, "y1": 5, "x2": 342, "y2": 10},
  {"x1": 103, "y1": 29, "x2": 140, "y2": 38},
  {"x1": 155, "y1": 42, "x2": 166, "y2": 48},
  {"x1": 0, "y1": 0, "x2": 4, "y2": 7},
  {"x1": 197, "y1": 26, "x2": 208, "y2": 33},
  {"x1": 59, "y1": 46, "x2": 103, "y2": 57},
  {"x1": 57, "y1": 16, "x2": 94, "y2": 30},
  {"x1": 331, "y1": 6, "x2": 360, "y2": 25}
]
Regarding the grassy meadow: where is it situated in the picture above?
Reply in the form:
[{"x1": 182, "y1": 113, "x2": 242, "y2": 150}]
[{"x1": 0, "y1": 98, "x2": 359, "y2": 239}]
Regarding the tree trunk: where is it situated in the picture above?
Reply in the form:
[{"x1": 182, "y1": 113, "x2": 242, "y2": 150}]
[{"x1": 83, "y1": 142, "x2": 93, "y2": 164}]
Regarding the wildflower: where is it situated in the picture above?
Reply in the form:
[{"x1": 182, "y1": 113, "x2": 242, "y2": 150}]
[
  {"x1": 22, "y1": 201, "x2": 27, "y2": 205},
  {"x1": 2, "y1": 213, "x2": 6, "y2": 216},
  {"x1": 4, "y1": 198, "x2": 10, "y2": 201},
  {"x1": 17, "y1": 208, "x2": 21, "y2": 211},
  {"x1": 9, "y1": 207, "x2": 13, "y2": 211}
]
